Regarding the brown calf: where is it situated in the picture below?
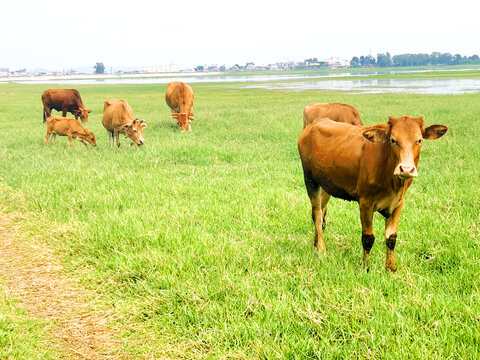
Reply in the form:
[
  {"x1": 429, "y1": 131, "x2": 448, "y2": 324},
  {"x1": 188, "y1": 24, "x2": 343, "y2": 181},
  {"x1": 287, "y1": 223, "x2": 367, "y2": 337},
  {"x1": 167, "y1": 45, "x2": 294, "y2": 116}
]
[
  {"x1": 303, "y1": 102, "x2": 363, "y2": 128},
  {"x1": 298, "y1": 116, "x2": 447, "y2": 271},
  {"x1": 44, "y1": 116, "x2": 96, "y2": 147}
]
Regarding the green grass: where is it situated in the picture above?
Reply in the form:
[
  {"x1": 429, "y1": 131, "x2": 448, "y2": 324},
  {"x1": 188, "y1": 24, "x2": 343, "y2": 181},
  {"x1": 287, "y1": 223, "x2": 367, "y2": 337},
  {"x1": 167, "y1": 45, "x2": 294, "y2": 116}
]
[
  {"x1": 0, "y1": 81, "x2": 479, "y2": 358},
  {"x1": 0, "y1": 287, "x2": 57, "y2": 359}
]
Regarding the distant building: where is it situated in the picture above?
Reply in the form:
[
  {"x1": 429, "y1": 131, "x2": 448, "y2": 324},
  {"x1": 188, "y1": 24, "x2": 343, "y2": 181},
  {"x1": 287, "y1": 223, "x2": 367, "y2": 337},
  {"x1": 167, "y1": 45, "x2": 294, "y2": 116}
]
[
  {"x1": 140, "y1": 64, "x2": 179, "y2": 73},
  {"x1": 321, "y1": 57, "x2": 350, "y2": 68}
]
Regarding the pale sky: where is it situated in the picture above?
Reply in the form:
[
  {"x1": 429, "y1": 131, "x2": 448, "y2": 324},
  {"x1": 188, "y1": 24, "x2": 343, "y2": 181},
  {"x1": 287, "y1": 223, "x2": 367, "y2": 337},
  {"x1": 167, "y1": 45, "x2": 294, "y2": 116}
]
[{"x1": 0, "y1": 0, "x2": 478, "y2": 70}]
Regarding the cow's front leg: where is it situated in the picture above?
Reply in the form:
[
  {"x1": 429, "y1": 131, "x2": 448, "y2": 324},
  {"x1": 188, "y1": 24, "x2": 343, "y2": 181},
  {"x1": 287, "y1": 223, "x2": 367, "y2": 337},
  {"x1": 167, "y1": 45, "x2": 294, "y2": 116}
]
[
  {"x1": 384, "y1": 202, "x2": 403, "y2": 272},
  {"x1": 67, "y1": 134, "x2": 73, "y2": 147},
  {"x1": 107, "y1": 131, "x2": 114, "y2": 148},
  {"x1": 115, "y1": 131, "x2": 121, "y2": 147},
  {"x1": 62, "y1": 107, "x2": 67, "y2": 117},
  {"x1": 359, "y1": 200, "x2": 375, "y2": 271}
]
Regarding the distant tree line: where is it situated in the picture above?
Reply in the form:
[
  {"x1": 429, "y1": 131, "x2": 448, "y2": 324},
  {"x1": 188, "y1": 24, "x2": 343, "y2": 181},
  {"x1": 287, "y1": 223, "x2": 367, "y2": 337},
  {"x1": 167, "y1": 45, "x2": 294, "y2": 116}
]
[{"x1": 350, "y1": 52, "x2": 480, "y2": 68}]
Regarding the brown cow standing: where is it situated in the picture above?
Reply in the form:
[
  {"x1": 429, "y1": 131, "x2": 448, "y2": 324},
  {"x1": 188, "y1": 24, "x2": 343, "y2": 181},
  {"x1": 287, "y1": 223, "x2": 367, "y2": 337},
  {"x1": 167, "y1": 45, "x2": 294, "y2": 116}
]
[
  {"x1": 102, "y1": 99, "x2": 147, "y2": 147},
  {"x1": 303, "y1": 102, "x2": 363, "y2": 128},
  {"x1": 42, "y1": 89, "x2": 91, "y2": 123},
  {"x1": 44, "y1": 116, "x2": 96, "y2": 147},
  {"x1": 298, "y1": 116, "x2": 447, "y2": 271},
  {"x1": 165, "y1": 81, "x2": 195, "y2": 131}
]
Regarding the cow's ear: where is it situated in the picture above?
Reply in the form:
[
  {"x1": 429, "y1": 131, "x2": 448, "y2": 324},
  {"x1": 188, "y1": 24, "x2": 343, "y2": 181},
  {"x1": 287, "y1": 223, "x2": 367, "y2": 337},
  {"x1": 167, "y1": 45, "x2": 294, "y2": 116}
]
[
  {"x1": 363, "y1": 127, "x2": 388, "y2": 143},
  {"x1": 171, "y1": 113, "x2": 179, "y2": 119},
  {"x1": 87, "y1": 109, "x2": 92, "y2": 113},
  {"x1": 424, "y1": 125, "x2": 448, "y2": 140},
  {"x1": 121, "y1": 123, "x2": 132, "y2": 130},
  {"x1": 141, "y1": 123, "x2": 147, "y2": 128}
]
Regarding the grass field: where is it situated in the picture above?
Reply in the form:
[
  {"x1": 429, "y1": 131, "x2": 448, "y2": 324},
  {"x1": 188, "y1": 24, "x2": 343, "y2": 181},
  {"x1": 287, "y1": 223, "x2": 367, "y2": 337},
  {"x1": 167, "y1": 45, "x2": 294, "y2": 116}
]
[{"x1": 0, "y1": 79, "x2": 479, "y2": 358}]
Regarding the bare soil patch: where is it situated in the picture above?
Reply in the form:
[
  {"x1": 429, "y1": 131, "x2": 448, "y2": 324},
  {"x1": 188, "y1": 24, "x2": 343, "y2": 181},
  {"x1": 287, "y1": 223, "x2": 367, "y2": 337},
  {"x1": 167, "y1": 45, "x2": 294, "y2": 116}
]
[{"x1": 0, "y1": 210, "x2": 124, "y2": 359}]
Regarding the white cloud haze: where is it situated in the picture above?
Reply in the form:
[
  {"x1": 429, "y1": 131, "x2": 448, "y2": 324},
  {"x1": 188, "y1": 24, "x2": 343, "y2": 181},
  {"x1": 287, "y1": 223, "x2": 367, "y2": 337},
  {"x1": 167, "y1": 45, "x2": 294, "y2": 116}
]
[{"x1": 1, "y1": 0, "x2": 478, "y2": 70}]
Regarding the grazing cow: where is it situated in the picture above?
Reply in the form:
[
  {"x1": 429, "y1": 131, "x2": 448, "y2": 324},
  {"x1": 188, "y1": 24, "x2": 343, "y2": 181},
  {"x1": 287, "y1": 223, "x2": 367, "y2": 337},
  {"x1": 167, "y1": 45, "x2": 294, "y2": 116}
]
[
  {"x1": 298, "y1": 116, "x2": 447, "y2": 271},
  {"x1": 42, "y1": 89, "x2": 91, "y2": 123},
  {"x1": 165, "y1": 81, "x2": 195, "y2": 131},
  {"x1": 102, "y1": 99, "x2": 147, "y2": 147},
  {"x1": 44, "y1": 116, "x2": 96, "y2": 147},
  {"x1": 303, "y1": 102, "x2": 363, "y2": 128}
]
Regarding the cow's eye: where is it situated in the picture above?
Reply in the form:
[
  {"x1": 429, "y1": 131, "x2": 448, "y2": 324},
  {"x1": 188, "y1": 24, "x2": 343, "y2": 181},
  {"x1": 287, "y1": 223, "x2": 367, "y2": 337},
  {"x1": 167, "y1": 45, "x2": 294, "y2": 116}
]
[
  {"x1": 416, "y1": 138, "x2": 422, "y2": 145},
  {"x1": 133, "y1": 129, "x2": 137, "y2": 133},
  {"x1": 390, "y1": 138, "x2": 397, "y2": 145}
]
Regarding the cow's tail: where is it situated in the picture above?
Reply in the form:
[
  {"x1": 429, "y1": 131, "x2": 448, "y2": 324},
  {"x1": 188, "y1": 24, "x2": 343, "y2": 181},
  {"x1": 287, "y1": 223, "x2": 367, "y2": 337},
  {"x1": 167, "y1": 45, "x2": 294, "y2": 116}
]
[{"x1": 43, "y1": 108, "x2": 46, "y2": 123}]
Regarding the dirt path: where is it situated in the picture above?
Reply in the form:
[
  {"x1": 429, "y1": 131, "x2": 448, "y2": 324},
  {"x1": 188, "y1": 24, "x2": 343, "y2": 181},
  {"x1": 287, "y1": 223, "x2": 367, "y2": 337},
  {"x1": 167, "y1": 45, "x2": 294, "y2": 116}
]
[{"x1": 0, "y1": 210, "x2": 124, "y2": 359}]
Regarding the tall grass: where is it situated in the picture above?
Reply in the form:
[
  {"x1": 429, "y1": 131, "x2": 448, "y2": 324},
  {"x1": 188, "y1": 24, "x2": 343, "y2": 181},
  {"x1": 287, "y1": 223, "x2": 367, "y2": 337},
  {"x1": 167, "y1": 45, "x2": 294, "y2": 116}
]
[{"x1": 0, "y1": 82, "x2": 479, "y2": 358}]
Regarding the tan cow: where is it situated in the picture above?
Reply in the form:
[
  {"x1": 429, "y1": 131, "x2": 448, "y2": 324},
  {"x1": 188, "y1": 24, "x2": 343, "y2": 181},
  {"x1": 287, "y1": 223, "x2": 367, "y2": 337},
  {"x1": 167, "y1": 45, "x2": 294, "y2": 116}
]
[
  {"x1": 165, "y1": 81, "x2": 195, "y2": 131},
  {"x1": 303, "y1": 102, "x2": 363, "y2": 128},
  {"x1": 298, "y1": 116, "x2": 447, "y2": 271},
  {"x1": 44, "y1": 116, "x2": 96, "y2": 147},
  {"x1": 102, "y1": 99, "x2": 147, "y2": 147}
]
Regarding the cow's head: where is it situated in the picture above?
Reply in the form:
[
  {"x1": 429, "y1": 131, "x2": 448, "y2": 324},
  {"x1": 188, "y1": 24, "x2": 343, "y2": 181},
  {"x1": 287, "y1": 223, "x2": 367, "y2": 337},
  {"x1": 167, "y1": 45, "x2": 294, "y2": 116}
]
[
  {"x1": 363, "y1": 115, "x2": 448, "y2": 179},
  {"x1": 121, "y1": 118, "x2": 147, "y2": 146},
  {"x1": 83, "y1": 129, "x2": 96, "y2": 147},
  {"x1": 77, "y1": 108, "x2": 92, "y2": 123},
  {"x1": 171, "y1": 112, "x2": 194, "y2": 131}
]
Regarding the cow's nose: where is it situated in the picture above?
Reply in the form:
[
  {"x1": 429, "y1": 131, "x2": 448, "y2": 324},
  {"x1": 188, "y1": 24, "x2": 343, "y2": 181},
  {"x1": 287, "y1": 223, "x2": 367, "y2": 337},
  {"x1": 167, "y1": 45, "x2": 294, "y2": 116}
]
[{"x1": 397, "y1": 164, "x2": 418, "y2": 178}]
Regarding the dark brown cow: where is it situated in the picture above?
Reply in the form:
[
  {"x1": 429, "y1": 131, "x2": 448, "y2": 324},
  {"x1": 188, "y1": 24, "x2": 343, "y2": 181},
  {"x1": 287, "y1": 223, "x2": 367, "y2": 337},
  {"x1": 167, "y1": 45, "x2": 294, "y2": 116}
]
[
  {"x1": 44, "y1": 116, "x2": 96, "y2": 147},
  {"x1": 42, "y1": 89, "x2": 91, "y2": 123},
  {"x1": 298, "y1": 115, "x2": 447, "y2": 271},
  {"x1": 303, "y1": 102, "x2": 363, "y2": 128},
  {"x1": 165, "y1": 81, "x2": 195, "y2": 131},
  {"x1": 102, "y1": 99, "x2": 147, "y2": 147}
]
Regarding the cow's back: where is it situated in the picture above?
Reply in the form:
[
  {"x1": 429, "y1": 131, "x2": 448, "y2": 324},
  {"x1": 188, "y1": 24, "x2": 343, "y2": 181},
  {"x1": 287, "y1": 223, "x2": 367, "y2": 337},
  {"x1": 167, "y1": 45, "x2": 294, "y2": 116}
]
[
  {"x1": 42, "y1": 89, "x2": 81, "y2": 106},
  {"x1": 46, "y1": 116, "x2": 80, "y2": 134},
  {"x1": 299, "y1": 120, "x2": 373, "y2": 199},
  {"x1": 165, "y1": 82, "x2": 194, "y2": 112},
  {"x1": 303, "y1": 103, "x2": 363, "y2": 128},
  {"x1": 102, "y1": 99, "x2": 134, "y2": 131}
]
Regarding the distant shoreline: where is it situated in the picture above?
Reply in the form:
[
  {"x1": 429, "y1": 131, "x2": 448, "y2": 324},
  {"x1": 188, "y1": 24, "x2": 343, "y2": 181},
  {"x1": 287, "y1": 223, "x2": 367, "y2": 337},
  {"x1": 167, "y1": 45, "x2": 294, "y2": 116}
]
[{"x1": 0, "y1": 72, "x2": 222, "y2": 83}]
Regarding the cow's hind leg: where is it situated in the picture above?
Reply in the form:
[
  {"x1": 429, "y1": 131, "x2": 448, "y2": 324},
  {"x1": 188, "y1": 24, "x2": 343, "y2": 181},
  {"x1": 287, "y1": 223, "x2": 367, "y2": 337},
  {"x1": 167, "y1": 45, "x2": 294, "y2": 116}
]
[
  {"x1": 359, "y1": 199, "x2": 375, "y2": 272},
  {"x1": 43, "y1": 106, "x2": 51, "y2": 123},
  {"x1": 44, "y1": 130, "x2": 52, "y2": 146},
  {"x1": 50, "y1": 133, "x2": 56, "y2": 147},
  {"x1": 303, "y1": 168, "x2": 330, "y2": 253}
]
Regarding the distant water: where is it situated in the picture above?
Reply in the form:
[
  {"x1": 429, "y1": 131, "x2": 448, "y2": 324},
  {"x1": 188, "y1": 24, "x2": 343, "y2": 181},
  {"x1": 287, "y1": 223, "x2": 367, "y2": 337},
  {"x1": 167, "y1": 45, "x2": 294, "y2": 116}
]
[
  {"x1": 2, "y1": 70, "x2": 480, "y2": 94},
  {"x1": 0, "y1": 73, "x2": 338, "y2": 85},
  {"x1": 244, "y1": 78, "x2": 480, "y2": 95}
]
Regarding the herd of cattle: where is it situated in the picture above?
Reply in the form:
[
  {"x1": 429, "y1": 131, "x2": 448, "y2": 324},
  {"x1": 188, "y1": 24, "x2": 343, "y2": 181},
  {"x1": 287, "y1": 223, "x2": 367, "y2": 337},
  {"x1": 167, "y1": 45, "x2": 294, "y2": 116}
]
[
  {"x1": 42, "y1": 81, "x2": 194, "y2": 147},
  {"x1": 40, "y1": 82, "x2": 448, "y2": 272}
]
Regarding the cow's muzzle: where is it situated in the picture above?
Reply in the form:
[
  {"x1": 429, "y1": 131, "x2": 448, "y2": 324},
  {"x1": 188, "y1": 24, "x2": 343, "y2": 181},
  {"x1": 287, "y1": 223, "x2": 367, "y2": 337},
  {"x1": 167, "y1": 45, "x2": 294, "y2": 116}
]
[{"x1": 394, "y1": 164, "x2": 418, "y2": 179}]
